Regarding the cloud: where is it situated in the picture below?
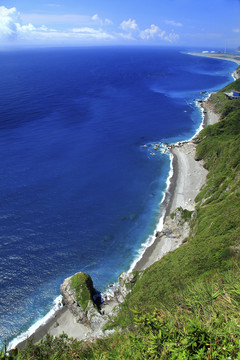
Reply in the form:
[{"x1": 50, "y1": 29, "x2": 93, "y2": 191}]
[
  {"x1": 92, "y1": 13, "x2": 113, "y2": 26},
  {"x1": 139, "y1": 24, "x2": 179, "y2": 42},
  {"x1": 233, "y1": 28, "x2": 240, "y2": 33},
  {"x1": 0, "y1": 6, "x2": 179, "y2": 46},
  {"x1": 140, "y1": 24, "x2": 161, "y2": 40},
  {"x1": 164, "y1": 31, "x2": 180, "y2": 42},
  {"x1": 165, "y1": 20, "x2": 182, "y2": 27},
  {"x1": 117, "y1": 32, "x2": 136, "y2": 40},
  {"x1": 0, "y1": 6, "x2": 59, "y2": 42},
  {"x1": 71, "y1": 27, "x2": 114, "y2": 39},
  {"x1": 0, "y1": 6, "x2": 115, "y2": 44},
  {"x1": 0, "y1": 6, "x2": 20, "y2": 39},
  {"x1": 120, "y1": 18, "x2": 138, "y2": 31},
  {"x1": 119, "y1": 18, "x2": 179, "y2": 43}
]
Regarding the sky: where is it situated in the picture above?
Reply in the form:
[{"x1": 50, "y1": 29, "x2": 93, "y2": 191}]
[{"x1": 0, "y1": 0, "x2": 240, "y2": 48}]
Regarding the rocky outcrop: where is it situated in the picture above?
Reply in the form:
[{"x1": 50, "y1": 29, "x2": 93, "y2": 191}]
[
  {"x1": 114, "y1": 272, "x2": 138, "y2": 303},
  {"x1": 60, "y1": 270, "x2": 137, "y2": 336},
  {"x1": 60, "y1": 272, "x2": 110, "y2": 333},
  {"x1": 60, "y1": 272, "x2": 91, "y2": 324}
]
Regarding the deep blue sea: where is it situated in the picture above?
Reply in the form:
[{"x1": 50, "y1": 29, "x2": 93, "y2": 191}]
[{"x1": 0, "y1": 47, "x2": 236, "y2": 347}]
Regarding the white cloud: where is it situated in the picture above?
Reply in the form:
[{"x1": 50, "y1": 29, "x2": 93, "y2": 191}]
[
  {"x1": 164, "y1": 31, "x2": 180, "y2": 42},
  {"x1": 92, "y1": 14, "x2": 100, "y2": 22},
  {"x1": 233, "y1": 28, "x2": 240, "y2": 33},
  {"x1": 39, "y1": 25, "x2": 49, "y2": 32},
  {"x1": 0, "y1": 6, "x2": 20, "y2": 38},
  {"x1": 0, "y1": 6, "x2": 59, "y2": 42},
  {"x1": 105, "y1": 18, "x2": 113, "y2": 25},
  {"x1": 120, "y1": 18, "x2": 138, "y2": 31},
  {"x1": 71, "y1": 27, "x2": 114, "y2": 39},
  {"x1": 92, "y1": 13, "x2": 113, "y2": 26},
  {"x1": 165, "y1": 20, "x2": 182, "y2": 27},
  {"x1": 0, "y1": 6, "x2": 115, "y2": 44},
  {"x1": 119, "y1": 18, "x2": 179, "y2": 43},
  {"x1": 20, "y1": 23, "x2": 36, "y2": 33},
  {"x1": 140, "y1": 24, "x2": 160, "y2": 40},
  {"x1": 0, "y1": 6, "x2": 179, "y2": 46},
  {"x1": 139, "y1": 24, "x2": 179, "y2": 42},
  {"x1": 117, "y1": 32, "x2": 136, "y2": 40}
]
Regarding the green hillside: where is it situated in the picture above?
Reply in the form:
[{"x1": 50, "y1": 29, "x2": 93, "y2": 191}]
[{"x1": 4, "y1": 75, "x2": 240, "y2": 360}]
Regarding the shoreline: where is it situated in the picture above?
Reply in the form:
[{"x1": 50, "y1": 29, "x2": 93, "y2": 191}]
[
  {"x1": 13, "y1": 96, "x2": 213, "y2": 351},
  {"x1": 12, "y1": 53, "x2": 239, "y2": 351},
  {"x1": 132, "y1": 51, "x2": 240, "y2": 273},
  {"x1": 187, "y1": 52, "x2": 240, "y2": 66},
  {"x1": 187, "y1": 52, "x2": 240, "y2": 79}
]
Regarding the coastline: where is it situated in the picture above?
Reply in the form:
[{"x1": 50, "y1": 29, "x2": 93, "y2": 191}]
[
  {"x1": 12, "y1": 54, "x2": 239, "y2": 351},
  {"x1": 132, "y1": 50, "x2": 240, "y2": 271},
  {"x1": 187, "y1": 52, "x2": 240, "y2": 66},
  {"x1": 133, "y1": 130, "x2": 210, "y2": 271},
  {"x1": 187, "y1": 52, "x2": 240, "y2": 79},
  {"x1": 13, "y1": 94, "x2": 214, "y2": 351}
]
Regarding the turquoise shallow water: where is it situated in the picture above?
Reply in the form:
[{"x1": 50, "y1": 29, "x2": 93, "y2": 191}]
[{"x1": 0, "y1": 47, "x2": 236, "y2": 347}]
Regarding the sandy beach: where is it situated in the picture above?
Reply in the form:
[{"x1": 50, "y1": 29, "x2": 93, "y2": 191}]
[{"x1": 14, "y1": 54, "x2": 239, "y2": 350}]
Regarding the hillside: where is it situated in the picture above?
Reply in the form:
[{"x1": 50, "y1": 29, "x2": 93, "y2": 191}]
[{"x1": 4, "y1": 74, "x2": 240, "y2": 359}]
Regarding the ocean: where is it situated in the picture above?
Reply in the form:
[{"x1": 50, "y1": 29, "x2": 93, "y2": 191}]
[{"x1": 0, "y1": 46, "x2": 236, "y2": 348}]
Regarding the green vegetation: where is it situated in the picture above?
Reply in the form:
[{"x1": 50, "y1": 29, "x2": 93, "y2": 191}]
[
  {"x1": 10, "y1": 268, "x2": 240, "y2": 359},
  {"x1": 170, "y1": 207, "x2": 193, "y2": 222},
  {"x1": 70, "y1": 272, "x2": 94, "y2": 311},
  {"x1": 9, "y1": 78, "x2": 240, "y2": 359},
  {"x1": 207, "y1": 73, "x2": 240, "y2": 115}
]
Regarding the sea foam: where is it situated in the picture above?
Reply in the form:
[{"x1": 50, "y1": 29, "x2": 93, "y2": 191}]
[{"x1": 8, "y1": 296, "x2": 63, "y2": 350}]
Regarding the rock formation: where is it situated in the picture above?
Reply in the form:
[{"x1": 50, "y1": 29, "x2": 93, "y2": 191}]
[{"x1": 60, "y1": 272, "x2": 111, "y2": 334}]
